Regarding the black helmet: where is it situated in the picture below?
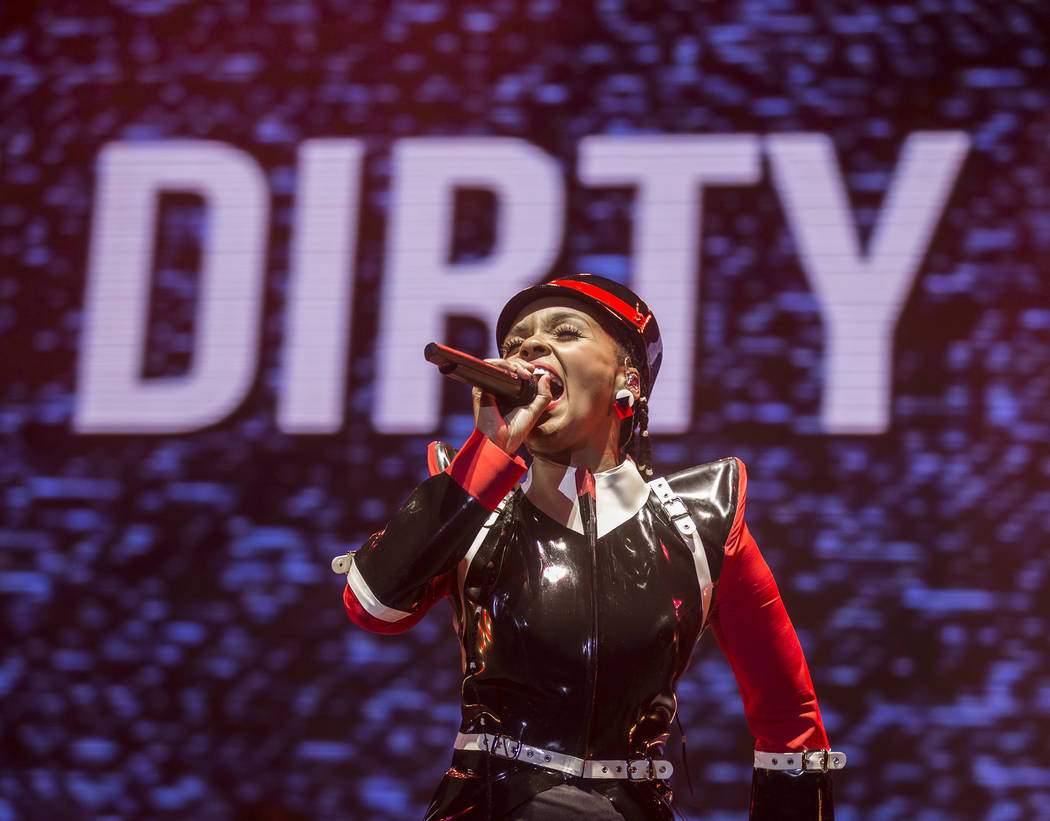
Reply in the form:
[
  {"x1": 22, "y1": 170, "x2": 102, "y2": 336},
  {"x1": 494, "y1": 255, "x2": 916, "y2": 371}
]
[{"x1": 495, "y1": 273, "x2": 663, "y2": 392}]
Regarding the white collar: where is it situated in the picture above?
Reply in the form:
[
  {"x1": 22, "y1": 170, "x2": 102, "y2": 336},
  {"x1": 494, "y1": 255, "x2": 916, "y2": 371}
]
[{"x1": 520, "y1": 454, "x2": 652, "y2": 538}]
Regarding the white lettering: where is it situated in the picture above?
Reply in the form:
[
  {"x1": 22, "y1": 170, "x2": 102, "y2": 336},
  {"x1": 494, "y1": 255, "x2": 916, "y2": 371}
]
[
  {"x1": 75, "y1": 141, "x2": 268, "y2": 433},
  {"x1": 373, "y1": 138, "x2": 564, "y2": 434},
  {"x1": 72, "y1": 132, "x2": 970, "y2": 437},
  {"x1": 766, "y1": 131, "x2": 970, "y2": 434},
  {"x1": 578, "y1": 135, "x2": 762, "y2": 434},
  {"x1": 278, "y1": 139, "x2": 365, "y2": 433}
]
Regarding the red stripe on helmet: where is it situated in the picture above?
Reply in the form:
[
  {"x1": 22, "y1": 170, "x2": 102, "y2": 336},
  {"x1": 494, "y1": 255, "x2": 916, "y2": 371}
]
[{"x1": 548, "y1": 279, "x2": 652, "y2": 332}]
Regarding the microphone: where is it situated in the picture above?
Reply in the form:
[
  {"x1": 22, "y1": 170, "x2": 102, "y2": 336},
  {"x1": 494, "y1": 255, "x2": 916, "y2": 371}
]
[{"x1": 424, "y1": 342, "x2": 539, "y2": 408}]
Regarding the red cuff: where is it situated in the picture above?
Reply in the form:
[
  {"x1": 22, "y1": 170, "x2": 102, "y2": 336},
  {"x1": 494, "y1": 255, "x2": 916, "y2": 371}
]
[
  {"x1": 343, "y1": 584, "x2": 423, "y2": 634},
  {"x1": 343, "y1": 572, "x2": 454, "y2": 635},
  {"x1": 445, "y1": 429, "x2": 527, "y2": 511}
]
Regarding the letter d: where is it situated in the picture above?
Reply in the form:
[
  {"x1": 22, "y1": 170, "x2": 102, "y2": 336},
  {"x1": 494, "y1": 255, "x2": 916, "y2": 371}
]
[{"x1": 75, "y1": 141, "x2": 268, "y2": 434}]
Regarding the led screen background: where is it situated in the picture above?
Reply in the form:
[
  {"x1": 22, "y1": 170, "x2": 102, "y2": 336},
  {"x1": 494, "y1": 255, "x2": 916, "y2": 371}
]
[{"x1": 2, "y1": 2, "x2": 1049, "y2": 819}]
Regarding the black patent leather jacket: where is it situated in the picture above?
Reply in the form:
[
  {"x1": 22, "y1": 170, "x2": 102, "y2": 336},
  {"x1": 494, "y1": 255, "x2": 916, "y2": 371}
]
[{"x1": 344, "y1": 430, "x2": 835, "y2": 820}]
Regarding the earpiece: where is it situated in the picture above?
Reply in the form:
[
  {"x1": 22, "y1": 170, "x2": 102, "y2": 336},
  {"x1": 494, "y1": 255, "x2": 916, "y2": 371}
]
[{"x1": 618, "y1": 360, "x2": 651, "y2": 474}]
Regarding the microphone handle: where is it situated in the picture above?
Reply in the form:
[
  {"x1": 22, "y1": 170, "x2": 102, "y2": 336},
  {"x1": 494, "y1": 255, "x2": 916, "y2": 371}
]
[{"x1": 424, "y1": 342, "x2": 539, "y2": 407}]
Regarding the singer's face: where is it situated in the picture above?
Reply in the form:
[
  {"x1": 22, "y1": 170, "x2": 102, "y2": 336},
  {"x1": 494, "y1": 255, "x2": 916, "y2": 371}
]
[{"x1": 500, "y1": 299, "x2": 624, "y2": 459}]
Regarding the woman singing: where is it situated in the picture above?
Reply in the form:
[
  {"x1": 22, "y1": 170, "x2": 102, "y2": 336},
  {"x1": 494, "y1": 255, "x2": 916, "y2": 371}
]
[{"x1": 338, "y1": 274, "x2": 843, "y2": 820}]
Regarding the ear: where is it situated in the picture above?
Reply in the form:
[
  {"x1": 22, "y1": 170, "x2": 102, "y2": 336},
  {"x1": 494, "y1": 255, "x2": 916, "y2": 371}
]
[{"x1": 622, "y1": 365, "x2": 642, "y2": 399}]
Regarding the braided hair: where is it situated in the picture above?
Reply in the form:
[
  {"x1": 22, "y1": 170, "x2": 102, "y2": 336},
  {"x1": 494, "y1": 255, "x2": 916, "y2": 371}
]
[{"x1": 632, "y1": 394, "x2": 654, "y2": 478}]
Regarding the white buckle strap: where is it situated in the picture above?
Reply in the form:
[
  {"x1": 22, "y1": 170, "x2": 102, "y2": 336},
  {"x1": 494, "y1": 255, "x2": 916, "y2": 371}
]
[
  {"x1": 649, "y1": 478, "x2": 696, "y2": 537},
  {"x1": 754, "y1": 750, "x2": 846, "y2": 772},
  {"x1": 454, "y1": 732, "x2": 673, "y2": 781},
  {"x1": 649, "y1": 476, "x2": 714, "y2": 629}
]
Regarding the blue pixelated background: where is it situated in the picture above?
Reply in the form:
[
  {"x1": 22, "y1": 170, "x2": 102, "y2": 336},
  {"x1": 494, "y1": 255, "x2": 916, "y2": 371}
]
[{"x1": 2, "y1": 2, "x2": 1050, "y2": 819}]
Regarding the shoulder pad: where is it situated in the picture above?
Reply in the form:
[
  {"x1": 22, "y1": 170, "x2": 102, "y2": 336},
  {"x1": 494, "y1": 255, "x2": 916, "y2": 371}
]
[
  {"x1": 662, "y1": 457, "x2": 742, "y2": 579},
  {"x1": 426, "y1": 441, "x2": 458, "y2": 476}
]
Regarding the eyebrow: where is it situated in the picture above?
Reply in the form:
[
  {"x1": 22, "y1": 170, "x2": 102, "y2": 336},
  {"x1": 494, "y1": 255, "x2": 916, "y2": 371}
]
[{"x1": 506, "y1": 310, "x2": 590, "y2": 340}]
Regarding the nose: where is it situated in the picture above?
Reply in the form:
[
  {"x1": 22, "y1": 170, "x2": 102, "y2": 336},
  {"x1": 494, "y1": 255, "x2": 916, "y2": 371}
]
[{"x1": 518, "y1": 334, "x2": 549, "y2": 360}]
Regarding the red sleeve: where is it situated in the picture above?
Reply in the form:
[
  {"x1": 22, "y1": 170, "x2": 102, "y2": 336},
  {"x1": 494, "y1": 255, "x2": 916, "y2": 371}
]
[{"x1": 710, "y1": 459, "x2": 829, "y2": 752}]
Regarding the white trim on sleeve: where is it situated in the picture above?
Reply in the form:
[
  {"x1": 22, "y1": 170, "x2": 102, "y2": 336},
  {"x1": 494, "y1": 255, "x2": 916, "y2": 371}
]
[{"x1": 347, "y1": 556, "x2": 414, "y2": 623}]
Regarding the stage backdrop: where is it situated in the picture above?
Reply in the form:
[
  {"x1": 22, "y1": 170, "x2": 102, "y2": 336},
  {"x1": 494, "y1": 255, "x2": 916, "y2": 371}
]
[{"x1": 2, "y1": 2, "x2": 1049, "y2": 819}]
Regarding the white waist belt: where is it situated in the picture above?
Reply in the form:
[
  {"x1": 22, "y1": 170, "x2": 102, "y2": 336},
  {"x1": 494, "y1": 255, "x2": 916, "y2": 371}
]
[
  {"x1": 454, "y1": 732, "x2": 674, "y2": 781},
  {"x1": 754, "y1": 750, "x2": 847, "y2": 772}
]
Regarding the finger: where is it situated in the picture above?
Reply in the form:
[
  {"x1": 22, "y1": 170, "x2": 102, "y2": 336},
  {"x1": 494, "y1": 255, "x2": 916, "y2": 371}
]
[
  {"x1": 483, "y1": 358, "x2": 519, "y2": 373},
  {"x1": 491, "y1": 358, "x2": 527, "y2": 377},
  {"x1": 509, "y1": 361, "x2": 537, "y2": 383},
  {"x1": 527, "y1": 373, "x2": 553, "y2": 410}
]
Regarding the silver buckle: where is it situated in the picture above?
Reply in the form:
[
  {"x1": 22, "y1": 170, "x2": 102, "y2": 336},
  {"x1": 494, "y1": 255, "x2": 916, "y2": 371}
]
[
  {"x1": 627, "y1": 757, "x2": 655, "y2": 781},
  {"x1": 650, "y1": 478, "x2": 698, "y2": 537},
  {"x1": 664, "y1": 498, "x2": 688, "y2": 518},
  {"x1": 755, "y1": 749, "x2": 846, "y2": 772},
  {"x1": 488, "y1": 734, "x2": 523, "y2": 761},
  {"x1": 800, "y1": 749, "x2": 834, "y2": 772}
]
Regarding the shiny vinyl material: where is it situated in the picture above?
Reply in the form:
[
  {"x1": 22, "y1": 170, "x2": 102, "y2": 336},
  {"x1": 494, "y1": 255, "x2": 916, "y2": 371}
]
[
  {"x1": 457, "y1": 493, "x2": 706, "y2": 761},
  {"x1": 351, "y1": 448, "x2": 832, "y2": 820},
  {"x1": 420, "y1": 460, "x2": 739, "y2": 820}
]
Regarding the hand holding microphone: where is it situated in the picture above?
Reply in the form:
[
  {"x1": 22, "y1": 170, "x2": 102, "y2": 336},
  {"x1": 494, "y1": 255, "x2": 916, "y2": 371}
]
[
  {"x1": 424, "y1": 342, "x2": 554, "y2": 453},
  {"x1": 424, "y1": 343, "x2": 541, "y2": 406}
]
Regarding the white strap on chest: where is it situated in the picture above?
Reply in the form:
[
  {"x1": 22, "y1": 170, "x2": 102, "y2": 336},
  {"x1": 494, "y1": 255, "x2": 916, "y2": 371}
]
[
  {"x1": 649, "y1": 477, "x2": 697, "y2": 537},
  {"x1": 649, "y1": 477, "x2": 714, "y2": 627}
]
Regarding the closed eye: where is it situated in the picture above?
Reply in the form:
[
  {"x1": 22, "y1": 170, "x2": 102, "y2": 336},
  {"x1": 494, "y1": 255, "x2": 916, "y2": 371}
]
[
  {"x1": 552, "y1": 324, "x2": 583, "y2": 341},
  {"x1": 501, "y1": 324, "x2": 582, "y2": 357}
]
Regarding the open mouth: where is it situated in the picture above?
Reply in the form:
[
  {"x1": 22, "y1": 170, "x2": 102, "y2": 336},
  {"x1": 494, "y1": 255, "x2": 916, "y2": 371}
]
[{"x1": 533, "y1": 367, "x2": 565, "y2": 400}]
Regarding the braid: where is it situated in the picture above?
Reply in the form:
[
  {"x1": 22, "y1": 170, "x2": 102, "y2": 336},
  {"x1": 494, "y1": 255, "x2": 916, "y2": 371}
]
[{"x1": 633, "y1": 395, "x2": 654, "y2": 478}]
